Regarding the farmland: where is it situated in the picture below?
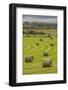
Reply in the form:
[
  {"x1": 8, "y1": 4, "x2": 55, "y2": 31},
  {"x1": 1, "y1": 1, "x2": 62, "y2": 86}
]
[{"x1": 23, "y1": 29, "x2": 57, "y2": 75}]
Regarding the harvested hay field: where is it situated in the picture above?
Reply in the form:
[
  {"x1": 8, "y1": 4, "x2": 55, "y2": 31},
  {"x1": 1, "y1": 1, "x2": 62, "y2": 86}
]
[{"x1": 23, "y1": 34, "x2": 57, "y2": 75}]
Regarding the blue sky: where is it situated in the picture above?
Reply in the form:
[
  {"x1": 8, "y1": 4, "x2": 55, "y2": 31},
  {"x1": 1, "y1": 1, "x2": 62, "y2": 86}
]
[{"x1": 23, "y1": 14, "x2": 57, "y2": 24}]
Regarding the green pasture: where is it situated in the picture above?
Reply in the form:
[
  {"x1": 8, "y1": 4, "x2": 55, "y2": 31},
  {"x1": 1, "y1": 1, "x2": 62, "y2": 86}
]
[{"x1": 23, "y1": 34, "x2": 57, "y2": 75}]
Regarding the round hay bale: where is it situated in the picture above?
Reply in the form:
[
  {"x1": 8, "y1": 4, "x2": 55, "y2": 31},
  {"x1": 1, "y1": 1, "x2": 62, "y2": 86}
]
[
  {"x1": 43, "y1": 51, "x2": 48, "y2": 56},
  {"x1": 48, "y1": 34, "x2": 51, "y2": 38},
  {"x1": 36, "y1": 43, "x2": 39, "y2": 46},
  {"x1": 25, "y1": 56, "x2": 33, "y2": 62},
  {"x1": 50, "y1": 37, "x2": 53, "y2": 39},
  {"x1": 50, "y1": 43, "x2": 53, "y2": 46},
  {"x1": 40, "y1": 39, "x2": 43, "y2": 41},
  {"x1": 42, "y1": 58, "x2": 52, "y2": 67}
]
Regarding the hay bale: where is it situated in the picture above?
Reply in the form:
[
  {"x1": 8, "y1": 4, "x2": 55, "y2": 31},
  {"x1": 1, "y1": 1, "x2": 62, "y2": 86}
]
[
  {"x1": 50, "y1": 37, "x2": 53, "y2": 39},
  {"x1": 36, "y1": 43, "x2": 39, "y2": 46},
  {"x1": 40, "y1": 39, "x2": 43, "y2": 41},
  {"x1": 50, "y1": 43, "x2": 53, "y2": 46},
  {"x1": 48, "y1": 34, "x2": 52, "y2": 37},
  {"x1": 43, "y1": 51, "x2": 48, "y2": 56},
  {"x1": 42, "y1": 58, "x2": 52, "y2": 67},
  {"x1": 25, "y1": 56, "x2": 33, "y2": 62}
]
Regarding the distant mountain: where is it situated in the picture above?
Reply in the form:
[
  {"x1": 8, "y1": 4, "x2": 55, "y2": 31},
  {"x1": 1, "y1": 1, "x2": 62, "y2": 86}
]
[{"x1": 23, "y1": 22, "x2": 57, "y2": 29}]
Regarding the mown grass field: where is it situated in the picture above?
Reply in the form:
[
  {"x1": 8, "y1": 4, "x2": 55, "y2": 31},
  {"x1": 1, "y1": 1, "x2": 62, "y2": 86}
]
[{"x1": 23, "y1": 33, "x2": 57, "y2": 75}]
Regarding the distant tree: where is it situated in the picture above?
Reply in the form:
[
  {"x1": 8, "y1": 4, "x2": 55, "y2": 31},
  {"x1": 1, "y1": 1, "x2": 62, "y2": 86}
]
[{"x1": 29, "y1": 30, "x2": 34, "y2": 34}]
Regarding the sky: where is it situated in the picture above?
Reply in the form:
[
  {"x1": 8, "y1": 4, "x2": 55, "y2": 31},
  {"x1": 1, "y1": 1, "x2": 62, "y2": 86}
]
[{"x1": 23, "y1": 14, "x2": 57, "y2": 24}]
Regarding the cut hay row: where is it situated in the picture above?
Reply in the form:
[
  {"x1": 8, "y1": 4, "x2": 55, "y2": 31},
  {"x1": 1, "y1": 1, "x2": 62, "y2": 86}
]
[
  {"x1": 23, "y1": 36, "x2": 57, "y2": 74},
  {"x1": 24, "y1": 38, "x2": 55, "y2": 52},
  {"x1": 48, "y1": 45, "x2": 57, "y2": 55},
  {"x1": 24, "y1": 43, "x2": 45, "y2": 54},
  {"x1": 24, "y1": 39, "x2": 56, "y2": 58},
  {"x1": 24, "y1": 64, "x2": 56, "y2": 74},
  {"x1": 24, "y1": 64, "x2": 41, "y2": 70},
  {"x1": 28, "y1": 40, "x2": 50, "y2": 53},
  {"x1": 49, "y1": 48, "x2": 57, "y2": 57},
  {"x1": 24, "y1": 44, "x2": 37, "y2": 51},
  {"x1": 24, "y1": 45, "x2": 30, "y2": 51},
  {"x1": 24, "y1": 41, "x2": 52, "y2": 56}
]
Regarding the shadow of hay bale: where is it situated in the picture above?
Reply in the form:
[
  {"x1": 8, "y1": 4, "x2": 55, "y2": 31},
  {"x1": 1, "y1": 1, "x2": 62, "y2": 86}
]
[
  {"x1": 36, "y1": 43, "x2": 39, "y2": 46},
  {"x1": 50, "y1": 43, "x2": 53, "y2": 46},
  {"x1": 40, "y1": 39, "x2": 43, "y2": 41}
]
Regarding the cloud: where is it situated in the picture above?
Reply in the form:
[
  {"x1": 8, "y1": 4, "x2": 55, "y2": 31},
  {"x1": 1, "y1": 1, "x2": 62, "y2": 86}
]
[{"x1": 23, "y1": 15, "x2": 57, "y2": 24}]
